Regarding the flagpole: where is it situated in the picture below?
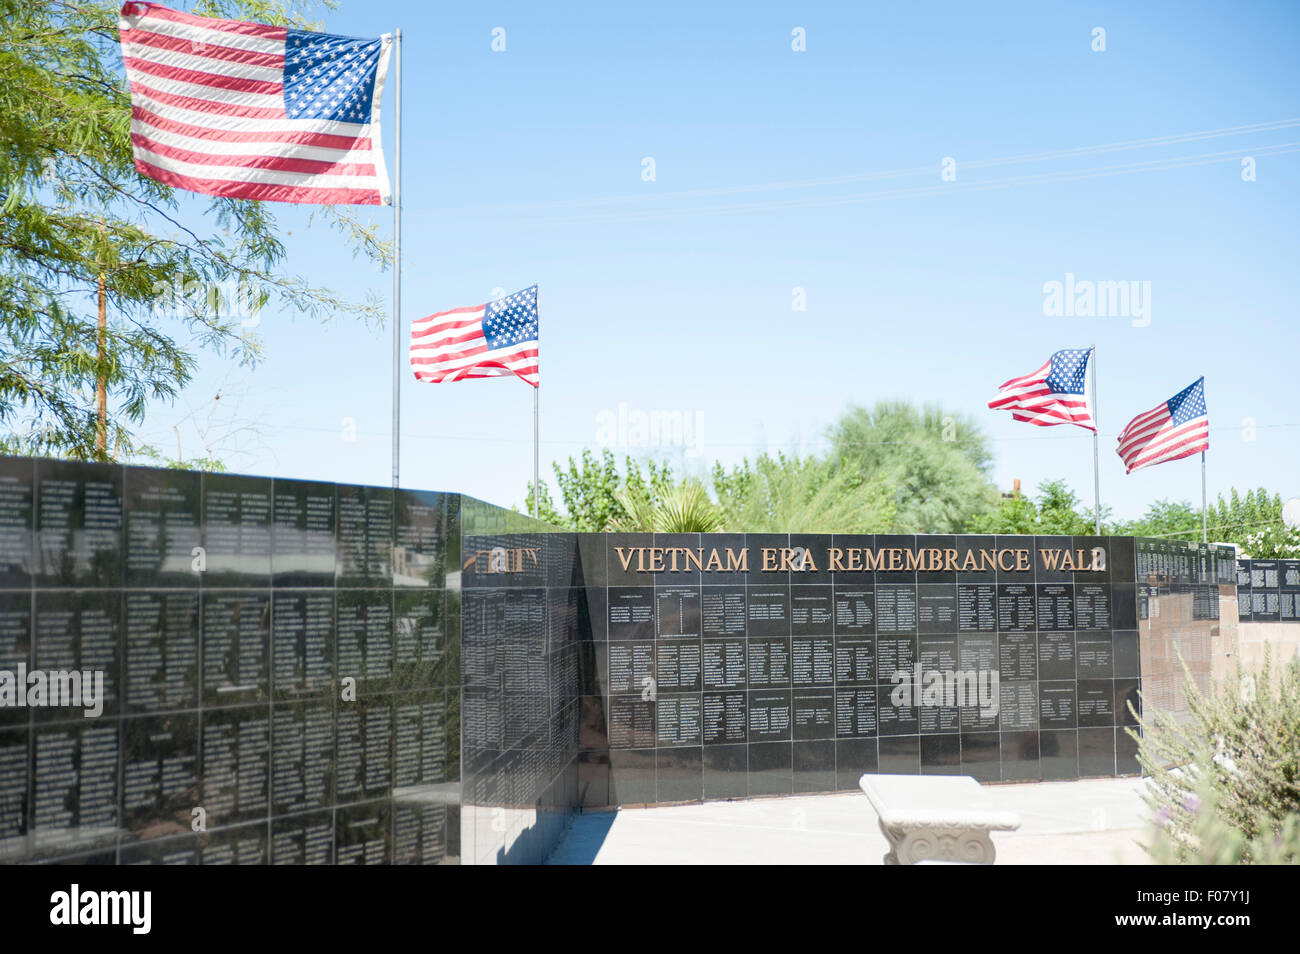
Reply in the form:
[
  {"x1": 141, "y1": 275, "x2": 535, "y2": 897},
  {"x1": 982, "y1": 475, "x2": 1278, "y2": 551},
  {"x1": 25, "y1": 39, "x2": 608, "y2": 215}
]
[
  {"x1": 390, "y1": 27, "x2": 403, "y2": 490},
  {"x1": 533, "y1": 385, "x2": 539, "y2": 518},
  {"x1": 1090, "y1": 343, "x2": 1100, "y2": 533},
  {"x1": 1201, "y1": 451, "x2": 1208, "y2": 543}
]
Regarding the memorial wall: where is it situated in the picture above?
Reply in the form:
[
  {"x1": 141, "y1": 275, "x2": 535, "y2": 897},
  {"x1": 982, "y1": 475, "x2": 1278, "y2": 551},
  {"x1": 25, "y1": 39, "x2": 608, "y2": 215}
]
[
  {"x1": 0, "y1": 455, "x2": 460, "y2": 865},
  {"x1": 1235, "y1": 558, "x2": 1300, "y2": 623},
  {"x1": 0, "y1": 453, "x2": 1250, "y2": 864},
  {"x1": 1134, "y1": 539, "x2": 1237, "y2": 723},
  {"x1": 457, "y1": 504, "x2": 582, "y2": 865},
  {"x1": 572, "y1": 534, "x2": 1228, "y2": 806}
]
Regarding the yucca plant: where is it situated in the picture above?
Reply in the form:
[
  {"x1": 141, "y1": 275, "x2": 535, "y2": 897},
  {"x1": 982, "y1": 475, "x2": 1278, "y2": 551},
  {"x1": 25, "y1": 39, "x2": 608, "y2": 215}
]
[
  {"x1": 651, "y1": 480, "x2": 723, "y2": 533},
  {"x1": 607, "y1": 479, "x2": 722, "y2": 533}
]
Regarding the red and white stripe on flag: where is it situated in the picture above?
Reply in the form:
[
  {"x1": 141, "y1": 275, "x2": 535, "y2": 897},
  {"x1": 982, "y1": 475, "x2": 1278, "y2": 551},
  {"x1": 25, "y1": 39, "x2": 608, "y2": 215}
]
[
  {"x1": 1116, "y1": 378, "x2": 1210, "y2": 474},
  {"x1": 410, "y1": 305, "x2": 540, "y2": 388},
  {"x1": 988, "y1": 348, "x2": 1096, "y2": 431},
  {"x1": 118, "y1": 2, "x2": 391, "y2": 205}
]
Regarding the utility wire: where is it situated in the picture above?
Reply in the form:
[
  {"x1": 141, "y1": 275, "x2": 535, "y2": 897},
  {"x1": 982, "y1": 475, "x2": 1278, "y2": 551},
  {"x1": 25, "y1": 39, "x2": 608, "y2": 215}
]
[{"x1": 465, "y1": 118, "x2": 1300, "y2": 217}]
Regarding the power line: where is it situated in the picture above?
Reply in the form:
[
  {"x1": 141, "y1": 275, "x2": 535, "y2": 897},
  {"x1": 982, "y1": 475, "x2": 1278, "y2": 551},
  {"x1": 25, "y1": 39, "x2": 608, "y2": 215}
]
[
  {"x1": 245, "y1": 418, "x2": 1300, "y2": 448},
  {"x1": 462, "y1": 117, "x2": 1300, "y2": 217},
  {"x1": 1126, "y1": 516, "x2": 1284, "y2": 540},
  {"x1": 525, "y1": 142, "x2": 1300, "y2": 226}
]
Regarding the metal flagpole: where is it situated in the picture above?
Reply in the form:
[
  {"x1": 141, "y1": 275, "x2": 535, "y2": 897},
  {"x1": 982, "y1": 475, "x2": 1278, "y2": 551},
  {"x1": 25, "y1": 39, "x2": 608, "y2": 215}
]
[
  {"x1": 390, "y1": 28, "x2": 403, "y2": 490},
  {"x1": 533, "y1": 386, "x2": 539, "y2": 518},
  {"x1": 1090, "y1": 343, "x2": 1100, "y2": 533},
  {"x1": 1201, "y1": 451, "x2": 1208, "y2": 543}
]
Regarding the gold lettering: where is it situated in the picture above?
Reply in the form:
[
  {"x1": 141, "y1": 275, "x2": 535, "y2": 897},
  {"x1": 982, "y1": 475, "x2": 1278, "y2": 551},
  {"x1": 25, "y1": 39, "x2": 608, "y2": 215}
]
[
  {"x1": 648, "y1": 548, "x2": 665, "y2": 573},
  {"x1": 997, "y1": 549, "x2": 1016, "y2": 572},
  {"x1": 1060, "y1": 549, "x2": 1077, "y2": 571},
  {"x1": 1039, "y1": 549, "x2": 1061, "y2": 572},
  {"x1": 684, "y1": 548, "x2": 703, "y2": 572},
  {"x1": 705, "y1": 548, "x2": 722, "y2": 572},
  {"x1": 829, "y1": 548, "x2": 847, "y2": 572},
  {"x1": 616, "y1": 548, "x2": 636, "y2": 572},
  {"x1": 905, "y1": 550, "x2": 922, "y2": 572},
  {"x1": 762, "y1": 548, "x2": 778, "y2": 572},
  {"x1": 980, "y1": 550, "x2": 996, "y2": 572},
  {"x1": 667, "y1": 548, "x2": 680, "y2": 572},
  {"x1": 802, "y1": 550, "x2": 818, "y2": 572},
  {"x1": 725, "y1": 548, "x2": 748, "y2": 573},
  {"x1": 944, "y1": 549, "x2": 959, "y2": 571},
  {"x1": 960, "y1": 550, "x2": 978, "y2": 571},
  {"x1": 862, "y1": 549, "x2": 885, "y2": 572},
  {"x1": 779, "y1": 548, "x2": 794, "y2": 572},
  {"x1": 1016, "y1": 550, "x2": 1030, "y2": 571}
]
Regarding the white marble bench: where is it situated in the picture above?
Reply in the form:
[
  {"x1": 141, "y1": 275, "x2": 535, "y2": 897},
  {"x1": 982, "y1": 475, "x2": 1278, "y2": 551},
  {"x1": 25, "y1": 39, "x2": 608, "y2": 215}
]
[{"x1": 858, "y1": 773, "x2": 1021, "y2": 865}]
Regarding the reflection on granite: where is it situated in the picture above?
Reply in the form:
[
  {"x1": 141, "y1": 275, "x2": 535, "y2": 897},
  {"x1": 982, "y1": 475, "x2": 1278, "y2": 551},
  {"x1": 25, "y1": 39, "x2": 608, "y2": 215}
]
[
  {"x1": 1136, "y1": 540, "x2": 1237, "y2": 724},
  {"x1": 459, "y1": 513, "x2": 580, "y2": 866},
  {"x1": 582, "y1": 532, "x2": 1170, "y2": 799},
  {"x1": 0, "y1": 456, "x2": 463, "y2": 865},
  {"x1": 1, "y1": 453, "x2": 1256, "y2": 863}
]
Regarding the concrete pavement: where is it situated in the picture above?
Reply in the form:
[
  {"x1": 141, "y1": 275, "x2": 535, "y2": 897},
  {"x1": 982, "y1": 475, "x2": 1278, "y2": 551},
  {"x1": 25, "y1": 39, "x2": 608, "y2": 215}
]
[{"x1": 545, "y1": 777, "x2": 1154, "y2": 865}]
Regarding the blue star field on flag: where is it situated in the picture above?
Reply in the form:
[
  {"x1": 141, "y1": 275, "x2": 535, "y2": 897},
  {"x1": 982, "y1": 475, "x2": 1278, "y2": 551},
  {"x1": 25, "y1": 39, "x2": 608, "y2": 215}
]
[
  {"x1": 1045, "y1": 348, "x2": 1091, "y2": 395},
  {"x1": 484, "y1": 285, "x2": 540, "y2": 350},
  {"x1": 284, "y1": 30, "x2": 383, "y2": 123},
  {"x1": 1168, "y1": 377, "x2": 1208, "y2": 426}
]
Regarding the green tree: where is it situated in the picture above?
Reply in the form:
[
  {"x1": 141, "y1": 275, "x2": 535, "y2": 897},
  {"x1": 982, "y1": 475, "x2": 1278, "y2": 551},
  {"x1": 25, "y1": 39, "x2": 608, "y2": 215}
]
[
  {"x1": 711, "y1": 451, "x2": 895, "y2": 533},
  {"x1": 529, "y1": 448, "x2": 675, "y2": 531},
  {"x1": 1, "y1": 0, "x2": 388, "y2": 463},
  {"x1": 1114, "y1": 487, "x2": 1286, "y2": 552},
  {"x1": 1112, "y1": 499, "x2": 1201, "y2": 540},
  {"x1": 1210, "y1": 487, "x2": 1284, "y2": 549},
  {"x1": 828, "y1": 401, "x2": 999, "y2": 533},
  {"x1": 965, "y1": 478, "x2": 1097, "y2": 535}
]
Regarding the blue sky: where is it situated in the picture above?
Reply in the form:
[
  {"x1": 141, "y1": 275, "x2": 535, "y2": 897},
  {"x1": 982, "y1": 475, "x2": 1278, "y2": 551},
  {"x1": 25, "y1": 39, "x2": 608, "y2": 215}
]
[{"x1": 139, "y1": 1, "x2": 1300, "y2": 520}]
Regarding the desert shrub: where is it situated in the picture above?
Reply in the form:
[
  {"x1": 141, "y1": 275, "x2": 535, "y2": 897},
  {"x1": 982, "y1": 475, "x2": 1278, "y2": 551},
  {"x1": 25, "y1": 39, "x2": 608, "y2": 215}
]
[{"x1": 1132, "y1": 649, "x2": 1300, "y2": 863}]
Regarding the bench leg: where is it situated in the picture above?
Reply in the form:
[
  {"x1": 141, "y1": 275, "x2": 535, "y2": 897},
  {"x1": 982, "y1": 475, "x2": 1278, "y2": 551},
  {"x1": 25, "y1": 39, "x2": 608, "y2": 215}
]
[
  {"x1": 879, "y1": 819, "x2": 900, "y2": 865},
  {"x1": 879, "y1": 821, "x2": 997, "y2": 865}
]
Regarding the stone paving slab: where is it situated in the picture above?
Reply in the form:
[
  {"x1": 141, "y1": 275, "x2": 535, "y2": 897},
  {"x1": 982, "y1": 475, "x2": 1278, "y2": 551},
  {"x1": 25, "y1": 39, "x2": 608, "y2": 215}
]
[{"x1": 545, "y1": 777, "x2": 1154, "y2": 865}]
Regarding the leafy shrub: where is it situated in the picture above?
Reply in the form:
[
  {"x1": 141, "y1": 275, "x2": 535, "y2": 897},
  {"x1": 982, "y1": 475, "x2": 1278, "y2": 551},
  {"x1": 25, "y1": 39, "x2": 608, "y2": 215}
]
[
  {"x1": 1132, "y1": 649, "x2": 1300, "y2": 863},
  {"x1": 1146, "y1": 779, "x2": 1300, "y2": 864}
]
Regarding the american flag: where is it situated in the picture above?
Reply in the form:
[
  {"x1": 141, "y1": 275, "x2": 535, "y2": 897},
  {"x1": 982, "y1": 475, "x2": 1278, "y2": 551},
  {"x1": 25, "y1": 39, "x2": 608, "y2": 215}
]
[
  {"x1": 988, "y1": 348, "x2": 1096, "y2": 430},
  {"x1": 410, "y1": 286, "x2": 540, "y2": 388},
  {"x1": 118, "y1": 2, "x2": 391, "y2": 205},
  {"x1": 1116, "y1": 377, "x2": 1209, "y2": 474}
]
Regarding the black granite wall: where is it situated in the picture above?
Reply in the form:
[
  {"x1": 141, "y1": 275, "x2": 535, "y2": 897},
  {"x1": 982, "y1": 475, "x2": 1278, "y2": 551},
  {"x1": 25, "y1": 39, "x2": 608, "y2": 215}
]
[
  {"x1": 0, "y1": 452, "x2": 1254, "y2": 865},
  {"x1": 0, "y1": 456, "x2": 457, "y2": 865},
  {"x1": 1235, "y1": 558, "x2": 1300, "y2": 622},
  {"x1": 1134, "y1": 538, "x2": 1237, "y2": 722},
  {"x1": 457, "y1": 502, "x2": 581, "y2": 865},
  {"x1": 577, "y1": 533, "x2": 1151, "y2": 805}
]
